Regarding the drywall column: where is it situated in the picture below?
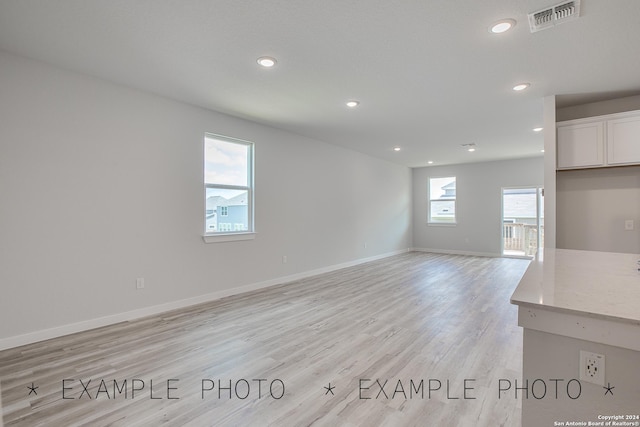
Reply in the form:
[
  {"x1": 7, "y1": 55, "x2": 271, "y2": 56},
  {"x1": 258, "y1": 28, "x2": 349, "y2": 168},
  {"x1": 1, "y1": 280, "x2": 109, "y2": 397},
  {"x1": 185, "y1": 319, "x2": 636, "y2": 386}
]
[{"x1": 543, "y1": 95, "x2": 556, "y2": 249}]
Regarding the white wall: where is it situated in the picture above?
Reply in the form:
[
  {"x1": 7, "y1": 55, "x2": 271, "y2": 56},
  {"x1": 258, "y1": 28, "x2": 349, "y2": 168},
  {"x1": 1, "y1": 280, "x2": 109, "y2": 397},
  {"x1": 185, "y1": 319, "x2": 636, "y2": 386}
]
[
  {"x1": 0, "y1": 51, "x2": 412, "y2": 346},
  {"x1": 556, "y1": 166, "x2": 640, "y2": 253},
  {"x1": 557, "y1": 94, "x2": 640, "y2": 122},
  {"x1": 412, "y1": 157, "x2": 544, "y2": 256}
]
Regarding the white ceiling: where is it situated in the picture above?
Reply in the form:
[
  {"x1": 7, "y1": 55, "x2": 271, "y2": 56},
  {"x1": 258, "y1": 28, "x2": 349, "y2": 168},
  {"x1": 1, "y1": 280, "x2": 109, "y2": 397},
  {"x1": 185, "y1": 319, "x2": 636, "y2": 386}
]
[{"x1": 1, "y1": 0, "x2": 639, "y2": 167}]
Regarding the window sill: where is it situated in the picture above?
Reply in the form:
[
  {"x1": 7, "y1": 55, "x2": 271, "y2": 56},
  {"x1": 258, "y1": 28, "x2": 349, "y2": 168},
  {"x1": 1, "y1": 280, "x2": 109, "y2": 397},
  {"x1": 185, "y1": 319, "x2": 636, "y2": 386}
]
[
  {"x1": 427, "y1": 222, "x2": 458, "y2": 227},
  {"x1": 202, "y1": 232, "x2": 256, "y2": 243}
]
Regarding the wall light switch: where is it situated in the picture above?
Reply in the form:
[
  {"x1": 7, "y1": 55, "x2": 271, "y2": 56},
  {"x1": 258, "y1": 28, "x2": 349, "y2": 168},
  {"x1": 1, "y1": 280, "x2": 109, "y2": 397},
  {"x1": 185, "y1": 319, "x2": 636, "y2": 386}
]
[{"x1": 625, "y1": 219, "x2": 634, "y2": 231}]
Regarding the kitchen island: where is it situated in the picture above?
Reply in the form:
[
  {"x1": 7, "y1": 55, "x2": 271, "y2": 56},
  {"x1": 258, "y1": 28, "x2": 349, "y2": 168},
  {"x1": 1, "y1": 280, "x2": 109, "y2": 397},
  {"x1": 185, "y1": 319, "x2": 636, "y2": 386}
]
[{"x1": 510, "y1": 248, "x2": 640, "y2": 426}]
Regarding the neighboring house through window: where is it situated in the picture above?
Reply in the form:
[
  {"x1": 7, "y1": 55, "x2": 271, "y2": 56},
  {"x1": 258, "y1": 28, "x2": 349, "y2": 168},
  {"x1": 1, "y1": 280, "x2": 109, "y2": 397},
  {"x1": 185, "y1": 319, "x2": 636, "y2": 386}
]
[
  {"x1": 428, "y1": 176, "x2": 456, "y2": 224},
  {"x1": 204, "y1": 133, "x2": 254, "y2": 240}
]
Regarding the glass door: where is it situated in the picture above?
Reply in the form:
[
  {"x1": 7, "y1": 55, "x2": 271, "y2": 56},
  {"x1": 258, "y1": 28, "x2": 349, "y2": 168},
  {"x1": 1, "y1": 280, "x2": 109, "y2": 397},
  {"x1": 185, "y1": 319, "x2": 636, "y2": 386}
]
[{"x1": 502, "y1": 187, "x2": 544, "y2": 257}]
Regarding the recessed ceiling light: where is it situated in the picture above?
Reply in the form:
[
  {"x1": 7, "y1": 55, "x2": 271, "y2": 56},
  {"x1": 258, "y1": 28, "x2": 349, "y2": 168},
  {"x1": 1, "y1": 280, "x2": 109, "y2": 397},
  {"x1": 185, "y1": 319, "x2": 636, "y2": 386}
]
[
  {"x1": 393, "y1": 147, "x2": 401, "y2": 152},
  {"x1": 468, "y1": 147, "x2": 476, "y2": 152},
  {"x1": 490, "y1": 19, "x2": 516, "y2": 34},
  {"x1": 427, "y1": 161, "x2": 434, "y2": 164},
  {"x1": 257, "y1": 56, "x2": 277, "y2": 68},
  {"x1": 533, "y1": 127, "x2": 543, "y2": 132},
  {"x1": 462, "y1": 143, "x2": 476, "y2": 152},
  {"x1": 513, "y1": 83, "x2": 530, "y2": 91},
  {"x1": 346, "y1": 100, "x2": 360, "y2": 108},
  {"x1": 541, "y1": 149, "x2": 545, "y2": 153}
]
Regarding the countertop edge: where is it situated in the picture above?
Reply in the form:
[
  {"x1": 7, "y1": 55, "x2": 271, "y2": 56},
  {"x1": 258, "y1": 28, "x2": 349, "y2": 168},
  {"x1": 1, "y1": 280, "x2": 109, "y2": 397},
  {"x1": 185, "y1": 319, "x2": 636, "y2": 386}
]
[{"x1": 511, "y1": 298, "x2": 640, "y2": 327}]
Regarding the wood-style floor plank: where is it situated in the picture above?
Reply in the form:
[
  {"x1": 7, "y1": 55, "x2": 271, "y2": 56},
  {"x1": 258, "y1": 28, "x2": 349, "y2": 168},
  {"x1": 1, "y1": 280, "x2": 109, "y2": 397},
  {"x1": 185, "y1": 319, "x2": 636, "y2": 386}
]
[{"x1": 0, "y1": 252, "x2": 530, "y2": 426}]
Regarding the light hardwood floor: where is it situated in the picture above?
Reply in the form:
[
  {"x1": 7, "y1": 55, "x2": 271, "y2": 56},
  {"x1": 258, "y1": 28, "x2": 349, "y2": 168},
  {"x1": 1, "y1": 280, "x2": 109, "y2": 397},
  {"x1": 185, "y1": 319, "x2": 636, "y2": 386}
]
[{"x1": 0, "y1": 252, "x2": 530, "y2": 427}]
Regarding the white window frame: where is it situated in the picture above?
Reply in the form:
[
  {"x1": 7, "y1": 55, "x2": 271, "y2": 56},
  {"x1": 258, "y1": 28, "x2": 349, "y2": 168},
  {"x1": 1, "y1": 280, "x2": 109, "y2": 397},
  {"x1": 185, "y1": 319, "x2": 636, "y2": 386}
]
[
  {"x1": 203, "y1": 133, "x2": 255, "y2": 243},
  {"x1": 428, "y1": 176, "x2": 457, "y2": 225}
]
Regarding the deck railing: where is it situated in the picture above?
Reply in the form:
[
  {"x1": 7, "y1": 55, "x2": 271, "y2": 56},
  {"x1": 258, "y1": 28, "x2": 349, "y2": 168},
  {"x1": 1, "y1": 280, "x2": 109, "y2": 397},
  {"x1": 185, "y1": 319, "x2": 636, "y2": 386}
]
[{"x1": 503, "y1": 223, "x2": 544, "y2": 256}]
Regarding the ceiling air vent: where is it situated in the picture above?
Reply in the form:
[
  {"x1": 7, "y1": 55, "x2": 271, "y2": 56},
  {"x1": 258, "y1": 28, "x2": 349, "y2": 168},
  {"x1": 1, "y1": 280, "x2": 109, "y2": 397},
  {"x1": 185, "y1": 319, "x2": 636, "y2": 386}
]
[{"x1": 528, "y1": 0, "x2": 581, "y2": 33}]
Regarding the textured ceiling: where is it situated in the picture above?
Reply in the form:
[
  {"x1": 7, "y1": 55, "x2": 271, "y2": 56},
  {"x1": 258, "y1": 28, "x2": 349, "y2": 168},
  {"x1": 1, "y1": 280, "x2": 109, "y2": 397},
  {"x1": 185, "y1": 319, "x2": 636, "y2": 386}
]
[{"x1": 1, "y1": 0, "x2": 639, "y2": 167}]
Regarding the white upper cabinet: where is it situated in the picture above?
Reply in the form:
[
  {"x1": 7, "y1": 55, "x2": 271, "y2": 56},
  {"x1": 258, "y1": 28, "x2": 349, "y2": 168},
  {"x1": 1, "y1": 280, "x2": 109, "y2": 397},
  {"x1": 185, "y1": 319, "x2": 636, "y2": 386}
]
[
  {"x1": 607, "y1": 115, "x2": 640, "y2": 165},
  {"x1": 557, "y1": 122, "x2": 604, "y2": 169},
  {"x1": 556, "y1": 110, "x2": 640, "y2": 170}
]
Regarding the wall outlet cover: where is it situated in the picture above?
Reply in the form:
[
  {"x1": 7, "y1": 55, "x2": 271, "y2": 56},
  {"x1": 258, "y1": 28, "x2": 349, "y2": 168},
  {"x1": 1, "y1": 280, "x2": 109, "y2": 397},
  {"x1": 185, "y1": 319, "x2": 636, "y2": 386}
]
[{"x1": 579, "y1": 351, "x2": 605, "y2": 386}]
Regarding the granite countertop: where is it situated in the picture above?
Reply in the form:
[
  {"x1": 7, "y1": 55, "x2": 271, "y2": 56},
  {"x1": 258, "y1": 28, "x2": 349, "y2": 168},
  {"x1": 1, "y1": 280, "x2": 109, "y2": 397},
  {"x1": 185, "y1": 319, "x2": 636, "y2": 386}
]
[{"x1": 511, "y1": 248, "x2": 640, "y2": 323}]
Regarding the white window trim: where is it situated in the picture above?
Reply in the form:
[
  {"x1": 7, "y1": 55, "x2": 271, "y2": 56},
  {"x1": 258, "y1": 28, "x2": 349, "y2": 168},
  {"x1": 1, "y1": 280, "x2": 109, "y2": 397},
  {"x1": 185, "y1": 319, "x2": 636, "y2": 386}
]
[
  {"x1": 202, "y1": 232, "x2": 256, "y2": 244},
  {"x1": 203, "y1": 133, "x2": 255, "y2": 243},
  {"x1": 428, "y1": 175, "x2": 457, "y2": 226},
  {"x1": 427, "y1": 221, "x2": 458, "y2": 227}
]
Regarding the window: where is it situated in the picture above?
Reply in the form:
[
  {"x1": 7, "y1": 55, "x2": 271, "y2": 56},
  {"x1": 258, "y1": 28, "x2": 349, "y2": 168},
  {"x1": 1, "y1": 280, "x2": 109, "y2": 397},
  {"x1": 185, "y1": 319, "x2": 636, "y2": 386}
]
[
  {"x1": 428, "y1": 176, "x2": 456, "y2": 224},
  {"x1": 204, "y1": 134, "x2": 254, "y2": 242}
]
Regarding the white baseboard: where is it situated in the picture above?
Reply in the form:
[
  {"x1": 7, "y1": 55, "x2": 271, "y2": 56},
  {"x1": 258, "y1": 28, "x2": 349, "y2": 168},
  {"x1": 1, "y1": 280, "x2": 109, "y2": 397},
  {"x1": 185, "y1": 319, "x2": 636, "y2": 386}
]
[
  {"x1": 0, "y1": 249, "x2": 408, "y2": 351},
  {"x1": 0, "y1": 378, "x2": 3, "y2": 427},
  {"x1": 411, "y1": 247, "x2": 500, "y2": 258}
]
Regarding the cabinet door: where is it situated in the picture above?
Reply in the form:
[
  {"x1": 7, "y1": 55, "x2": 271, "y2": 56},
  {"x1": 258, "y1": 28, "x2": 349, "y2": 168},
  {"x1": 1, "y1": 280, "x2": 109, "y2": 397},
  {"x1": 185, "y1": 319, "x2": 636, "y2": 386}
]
[
  {"x1": 607, "y1": 115, "x2": 640, "y2": 165},
  {"x1": 557, "y1": 122, "x2": 604, "y2": 169}
]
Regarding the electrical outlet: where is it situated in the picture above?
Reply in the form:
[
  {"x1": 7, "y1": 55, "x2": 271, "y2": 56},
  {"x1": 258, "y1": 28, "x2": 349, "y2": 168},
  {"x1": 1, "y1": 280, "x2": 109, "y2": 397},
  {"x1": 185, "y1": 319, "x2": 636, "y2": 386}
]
[
  {"x1": 580, "y1": 351, "x2": 605, "y2": 386},
  {"x1": 625, "y1": 219, "x2": 634, "y2": 230},
  {"x1": 136, "y1": 278, "x2": 145, "y2": 289}
]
